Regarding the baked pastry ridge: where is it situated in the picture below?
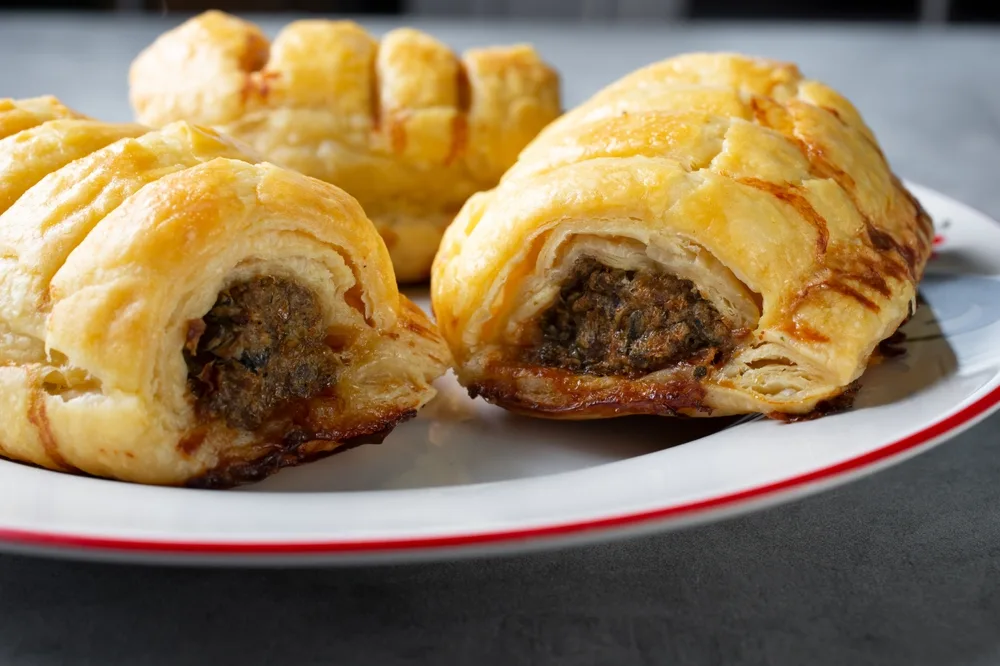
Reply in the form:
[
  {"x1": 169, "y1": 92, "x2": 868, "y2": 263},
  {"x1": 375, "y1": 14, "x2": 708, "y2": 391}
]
[
  {"x1": 431, "y1": 52, "x2": 933, "y2": 419},
  {"x1": 0, "y1": 97, "x2": 450, "y2": 486},
  {"x1": 129, "y1": 10, "x2": 562, "y2": 282}
]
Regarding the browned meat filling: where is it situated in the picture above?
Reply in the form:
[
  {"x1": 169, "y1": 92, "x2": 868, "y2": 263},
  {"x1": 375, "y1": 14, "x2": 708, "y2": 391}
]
[
  {"x1": 528, "y1": 258, "x2": 733, "y2": 377},
  {"x1": 185, "y1": 276, "x2": 341, "y2": 431}
]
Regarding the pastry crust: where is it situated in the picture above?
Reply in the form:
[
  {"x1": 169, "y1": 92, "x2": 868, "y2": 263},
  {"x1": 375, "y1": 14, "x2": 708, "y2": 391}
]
[
  {"x1": 129, "y1": 11, "x2": 561, "y2": 282},
  {"x1": 0, "y1": 97, "x2": 450, "y2": 486},
  {"x1": 431, "y1": 53, "x2": 933, "y2": 419}
]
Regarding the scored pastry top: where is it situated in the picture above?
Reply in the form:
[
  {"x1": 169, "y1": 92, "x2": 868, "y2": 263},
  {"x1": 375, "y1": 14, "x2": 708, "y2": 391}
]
[{"x1": 129, "y1": 10, "x2": 562, "y2": 208}]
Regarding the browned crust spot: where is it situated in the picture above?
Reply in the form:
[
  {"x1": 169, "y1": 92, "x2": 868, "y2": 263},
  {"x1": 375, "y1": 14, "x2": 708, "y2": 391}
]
[
  {"x1": 737, "y1": 177, "x2": 830, "y2": 254},
  {"x1": 441, "y1": 60, "x2": 473, "y2": 166},
  {"x1": 768, "y1": 380, "x2": 862, "y2": 422},
  {"x1": 857, "y1": 251, "x2": 908, "y2": 284},
  {"x1": 241, "y1": 70, "x2": 281, "y2": 105},
  {"x1": 749, "y1": 96, "x2": 775, "y2": 127},
  {"x1": 793, "y1": 135, "x2": 857, "y2": 192},
  {"x1": 400, "y1": 299, "x2": 439, "y2": 339},
  {"x1": 468, "y1": 364, "x2": 711, "y2": 419},
  {"x1": 841, "y1": 265, "x2": 893, "y2": 299},
  {"x1": 456, "y1": 61, "x2": 472, "y2": 114},
  {"x1": 388, "y1": 111, "x2": 409, "y2": 155},
  {"x1": 819, "y1": 105, "x2": 844, "y2": 123},
  {"x1": 781, "y1": 318, "x2": 830, "y2": 343},
  {"x1": 444, "y1": 114, "x2": 468, "y2": 167},
  {"x1": 866, "y1": 221, "x2": 919, "y2": 280},
  {"x1": 240, "y1": 31, "x2": 270, "y2": 73},
  {"x1": 824, "y1": 280, "x2": 880, "y2": 312},
  {"x1": 185, "y1": 408, "x2": 417, "y2": 489},
  {"x1": 178, "y1": 428, "x2": 207, "y2": 456},
  {"x1": 26, "y1": 376, "x2": 78, "y2": 473},
  {"x1": 369, "y1": 48, "x2": 382, "y2": 130}
]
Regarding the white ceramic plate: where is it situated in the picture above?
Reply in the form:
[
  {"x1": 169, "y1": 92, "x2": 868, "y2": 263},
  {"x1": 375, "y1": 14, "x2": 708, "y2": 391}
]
[{"x1": 1, "y1": 182, "x2": 998, "y2": 566}]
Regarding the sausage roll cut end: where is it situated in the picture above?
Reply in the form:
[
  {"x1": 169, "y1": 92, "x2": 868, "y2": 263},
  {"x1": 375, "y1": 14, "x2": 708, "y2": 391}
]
[
  {"x1": 0, "y1": 97, "x2": 450, "y2": 486},
  {"x1": 431, "y1": 52, "x2": 932, "y2": 421}
]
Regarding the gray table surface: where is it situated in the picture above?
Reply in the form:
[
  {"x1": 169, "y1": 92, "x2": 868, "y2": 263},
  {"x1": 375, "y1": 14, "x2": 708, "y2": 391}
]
[{"x1": 1, "y1": 13, "x2": 999, "y2": 666}]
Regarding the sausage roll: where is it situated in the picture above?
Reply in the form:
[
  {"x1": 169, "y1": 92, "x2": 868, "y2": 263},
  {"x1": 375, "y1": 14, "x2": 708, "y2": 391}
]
[
  {"x1": 128, "y1": 10, "x2": 562, "y2": 283},
  {"x1": 431, "y1": 53, "x2": 933, "y2": 420},
  {"x1": 0, "y1": 97, "x2": 449, "y2": 487}
]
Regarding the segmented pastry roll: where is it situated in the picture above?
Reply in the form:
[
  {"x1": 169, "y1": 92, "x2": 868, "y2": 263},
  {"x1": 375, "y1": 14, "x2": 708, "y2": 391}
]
[
  {"x1": 129, "y1": 11, "x2": 561, "y2": 283},
  {"x1": 432, "y1": 53, "x2": 933, "y2": 420},
  {"x1": 0, "y1": 97, "x2": 449, "y2": 487}
]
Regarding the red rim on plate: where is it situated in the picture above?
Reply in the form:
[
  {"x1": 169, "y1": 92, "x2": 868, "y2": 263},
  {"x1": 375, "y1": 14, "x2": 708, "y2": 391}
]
[{"x1": 0, "y1": 384, "x2": 997, "y2": 558}]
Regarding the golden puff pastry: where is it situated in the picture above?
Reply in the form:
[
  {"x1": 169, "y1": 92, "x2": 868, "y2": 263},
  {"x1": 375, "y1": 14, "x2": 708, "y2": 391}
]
[
  {"x1": 128, "y1": 11, "x2": 561, "y2": 283},
  {"x1": 432, "y1": 53, "x2": 933, "y2": 420},
  {"x1": 0, "y1": 97, "x2": 449, "y2": 487}
]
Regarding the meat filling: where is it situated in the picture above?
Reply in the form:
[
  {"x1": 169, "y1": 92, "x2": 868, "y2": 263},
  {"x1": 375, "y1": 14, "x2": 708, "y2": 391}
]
[
  {"x1": 185, "y1": 276, "x2": 341, "y2": 431},
  {"x1": 528, "y1": 258, "x2": 734, "y2": 377}
]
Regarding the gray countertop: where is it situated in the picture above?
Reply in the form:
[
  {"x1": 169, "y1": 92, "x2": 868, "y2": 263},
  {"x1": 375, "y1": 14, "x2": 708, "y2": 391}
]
[{"x1": 1, "y1": 13, "x2": 999, "y2": 666}]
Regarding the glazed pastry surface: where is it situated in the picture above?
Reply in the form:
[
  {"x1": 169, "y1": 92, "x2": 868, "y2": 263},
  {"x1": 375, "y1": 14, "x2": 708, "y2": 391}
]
[
  {"x1": 129, "y1": 11, "x2": 562, "y2": 282},
  {"x1": 0, "y1": 97, "x2": 449, "y2": 486},
  {"x1": 431, "y1": 52, "x2": 933, "y2": 419}
]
